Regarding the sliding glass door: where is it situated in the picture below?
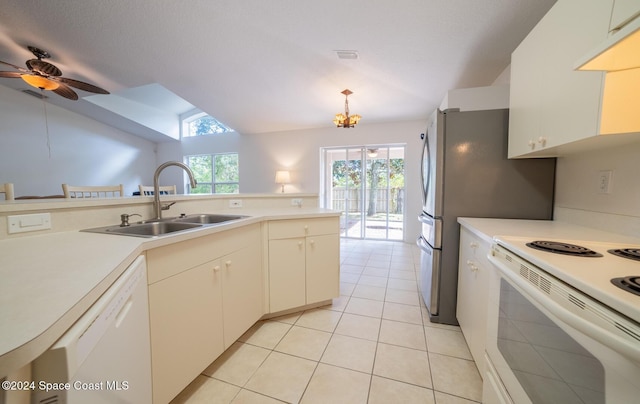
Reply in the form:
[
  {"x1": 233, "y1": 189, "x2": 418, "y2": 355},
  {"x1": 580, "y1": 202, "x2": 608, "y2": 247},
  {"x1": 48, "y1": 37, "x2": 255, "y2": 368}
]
[{"x1": 322, "y1": 145, "x2": 405, "y2": 240}]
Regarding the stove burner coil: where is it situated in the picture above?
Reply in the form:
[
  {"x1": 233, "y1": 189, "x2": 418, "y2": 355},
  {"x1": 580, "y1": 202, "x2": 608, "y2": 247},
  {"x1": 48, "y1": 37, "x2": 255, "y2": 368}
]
[
  {"x1": 526, "y1": 240, "x2": 603, "y2": 257},
  {"x1": 611, "y1": 276, "x2": 640, "y2": 296},
  {"x1": 608, "y1": 248, "x2": 640, "y2": 262}
]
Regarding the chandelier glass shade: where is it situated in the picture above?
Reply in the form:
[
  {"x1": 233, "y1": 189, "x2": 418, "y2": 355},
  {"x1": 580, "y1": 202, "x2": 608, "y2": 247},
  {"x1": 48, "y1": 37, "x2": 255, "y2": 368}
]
[{"x1": 333, "y1": 89, "x2": 361, "y2": 128}]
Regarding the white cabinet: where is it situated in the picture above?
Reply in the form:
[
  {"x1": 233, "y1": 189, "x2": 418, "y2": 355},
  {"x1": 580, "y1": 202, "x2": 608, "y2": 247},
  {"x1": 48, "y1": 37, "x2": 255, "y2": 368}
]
[
  {"x1": 221, "y1": 245, "x2": 263, "y2": 346},
  {"x1": 508, "y1": 0, "x2": 614, "y2": 158},
  {"x1": 146, "y1": 224, "x2": 262, "y2": 404},
  {"x1": 456, "y1": 226, "x2": 491, "y2": 369},
  {"x1": 611, "y1": 0, "x2": 640, "y2": 31},
  {"x1": 268, "y1": 237, "x2": 306, "y2": 311},
  {"x1": 148, "y1": 259, "x2": 224, "y2": 404},
  {"x1": 267, "y1": 217, "x2": 340, "y2": 313}
]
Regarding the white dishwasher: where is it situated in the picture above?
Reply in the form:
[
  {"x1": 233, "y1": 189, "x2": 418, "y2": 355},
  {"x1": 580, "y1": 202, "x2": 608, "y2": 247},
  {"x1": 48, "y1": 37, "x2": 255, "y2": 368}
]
[{"x1": 32, "y1": 255, "x2": 152, "y2": 404}]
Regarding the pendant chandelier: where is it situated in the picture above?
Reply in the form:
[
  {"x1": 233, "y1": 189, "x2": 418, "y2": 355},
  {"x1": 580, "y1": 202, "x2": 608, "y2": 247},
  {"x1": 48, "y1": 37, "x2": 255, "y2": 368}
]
[{"x1": 333, "y1": 89, "x2": 361, "y2": 128}]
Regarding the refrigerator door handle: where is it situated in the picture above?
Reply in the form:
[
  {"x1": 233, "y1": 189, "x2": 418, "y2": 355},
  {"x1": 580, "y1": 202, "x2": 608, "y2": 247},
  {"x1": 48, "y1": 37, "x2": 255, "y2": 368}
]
[{"x1": 420, "y1": 129, "x2": 432, "y2": 210}]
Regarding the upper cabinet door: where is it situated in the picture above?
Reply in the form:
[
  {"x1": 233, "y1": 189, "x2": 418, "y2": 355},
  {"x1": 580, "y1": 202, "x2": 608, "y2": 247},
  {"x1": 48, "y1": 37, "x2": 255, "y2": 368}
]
[{"x1": 508, "y1": 0, "x2": 615, "y2": 158}]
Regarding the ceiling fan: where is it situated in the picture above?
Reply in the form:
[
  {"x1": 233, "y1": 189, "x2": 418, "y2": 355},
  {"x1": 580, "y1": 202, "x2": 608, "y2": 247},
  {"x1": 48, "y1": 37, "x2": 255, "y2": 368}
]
[{"x1": 0, "y1": 46, "x2": 109, "y2": 100}]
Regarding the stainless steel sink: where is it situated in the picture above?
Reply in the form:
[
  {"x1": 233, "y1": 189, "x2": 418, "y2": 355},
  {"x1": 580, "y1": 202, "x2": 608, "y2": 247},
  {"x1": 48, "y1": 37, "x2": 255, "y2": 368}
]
[
  {"x1": 174, "y1": 214, "x2": 247, "y2": 224},
  {"x1": 83, "y1": 221, "x2": 202, "y2": 238},
  {"x1": 81, "y1": 213, "x2": 248, "y2": 238}
]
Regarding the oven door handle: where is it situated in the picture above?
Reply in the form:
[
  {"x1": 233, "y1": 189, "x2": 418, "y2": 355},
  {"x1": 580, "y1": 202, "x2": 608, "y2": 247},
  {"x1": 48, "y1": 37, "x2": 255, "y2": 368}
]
[{"x1": 488, "y1": 253, "x2": 640, "y2": 365}]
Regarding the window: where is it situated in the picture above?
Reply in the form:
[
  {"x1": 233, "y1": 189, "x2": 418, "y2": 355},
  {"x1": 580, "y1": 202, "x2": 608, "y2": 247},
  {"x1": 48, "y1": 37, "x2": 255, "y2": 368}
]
[
  {"x1": 185, "y1": 153, "x2": 239, "y2": 193},
  {"x1": 182, "y1": 112, "x2": 232, "y2": 137}
]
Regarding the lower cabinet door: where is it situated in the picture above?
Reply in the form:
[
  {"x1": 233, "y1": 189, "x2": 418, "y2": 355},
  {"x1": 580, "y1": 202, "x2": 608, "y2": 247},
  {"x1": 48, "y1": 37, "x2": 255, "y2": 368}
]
[
  {"x1": 306, "y1": 233, "x2": 340, "y2": 304},
  {"x1": 148, "y1": 260, "x2": 224, "y2": 404},
  {"x1": 222, "y1": 245, "x2": 263, "y2": 347},
  {"x1": 269, "y1": 238, "x2": 306, "y2": 312}
]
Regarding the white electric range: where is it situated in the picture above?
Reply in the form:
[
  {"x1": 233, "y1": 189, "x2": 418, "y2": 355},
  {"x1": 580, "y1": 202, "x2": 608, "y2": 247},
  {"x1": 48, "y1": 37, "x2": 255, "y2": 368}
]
[
  {"x1": 494, "y1": 236, "x2": 640, "y2": 323},
  {"x1": 484, "y1": 235, "x2": 640, "y2": 404}
]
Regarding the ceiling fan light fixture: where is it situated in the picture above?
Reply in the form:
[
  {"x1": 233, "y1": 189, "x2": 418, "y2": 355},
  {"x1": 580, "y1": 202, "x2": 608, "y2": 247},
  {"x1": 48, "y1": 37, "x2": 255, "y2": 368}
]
[
  {"x1": 20, "y1": 74, "x2": 59, "y2": 91},
  {"x1": 334, "y1": 89, "x2": 361, "y2": 128},
  {"x1": 0, "y1": 46, "x2": 109, "y2": 100}
]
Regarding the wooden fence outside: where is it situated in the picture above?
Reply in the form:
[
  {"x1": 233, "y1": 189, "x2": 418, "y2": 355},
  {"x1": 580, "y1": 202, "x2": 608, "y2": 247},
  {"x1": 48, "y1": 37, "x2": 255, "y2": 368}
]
[{"x1": 331, "y1": 187, "x2": 404, "y2": 214}]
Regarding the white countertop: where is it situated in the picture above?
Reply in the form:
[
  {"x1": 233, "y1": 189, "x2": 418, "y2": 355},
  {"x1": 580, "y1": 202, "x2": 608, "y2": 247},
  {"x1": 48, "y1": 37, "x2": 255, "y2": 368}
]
[
  {"x1": 457, "y1": 217, "x2": 640, "y2": 245},
  {"x1": 0, "y1": 208, "x2": 339, "y2": 377}
]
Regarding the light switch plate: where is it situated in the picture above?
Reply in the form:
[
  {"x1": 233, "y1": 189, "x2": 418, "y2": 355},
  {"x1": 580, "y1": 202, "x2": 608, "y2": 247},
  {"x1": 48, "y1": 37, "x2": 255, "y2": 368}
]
[
  {"x1": 8, "y1": 213, "x2": 52, "y2": 234},
  {"x1": 229, "y1": 199, "x2": 243, "y2": 208}
]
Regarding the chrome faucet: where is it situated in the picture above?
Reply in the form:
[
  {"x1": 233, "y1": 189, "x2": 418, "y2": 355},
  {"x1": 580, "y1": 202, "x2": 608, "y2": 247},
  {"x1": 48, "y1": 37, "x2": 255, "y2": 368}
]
[{"x1": 153, "y1": 161, "x2": 197, "y2": 219}]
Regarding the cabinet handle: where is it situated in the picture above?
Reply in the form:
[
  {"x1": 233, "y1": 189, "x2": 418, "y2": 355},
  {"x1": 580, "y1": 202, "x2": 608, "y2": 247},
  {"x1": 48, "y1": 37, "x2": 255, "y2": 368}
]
[
  {"x1": 466, "y1": 260, "x2": 478, "y2": 272},
  {"x1": 528, "y1": 140, "x2": 536, "y2": 149},
  {"x1": 225, "y1": 260, "x2": 232, "y2": 267},
  {"x1": 213, "y1": 265, "x2": 221, "y2": 272},
  {"x1": 297, "y1": 241, "x2": 303, "y2": 247},
  {"x1": 538, "y1": 136, "x2": 547, "y2": 147},
  {"x1": 469, "y1": 242, "x2": 478, "y2": 249},
  {"x1": 309, "y1": 239, "x2": 315, "y2": 245},
  {"x1": 304, "y1": 225, "x2": 309, "y2": 233}
]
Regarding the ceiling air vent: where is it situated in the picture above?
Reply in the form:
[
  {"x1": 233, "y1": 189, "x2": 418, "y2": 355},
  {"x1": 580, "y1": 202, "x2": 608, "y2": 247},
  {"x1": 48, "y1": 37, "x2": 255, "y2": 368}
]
[
  {"x1": 335, "y1": 50, "x2": 359, "y2": 60},
  {"x1": 22, "y1": 89, "x2": 48, "y2": 99}
]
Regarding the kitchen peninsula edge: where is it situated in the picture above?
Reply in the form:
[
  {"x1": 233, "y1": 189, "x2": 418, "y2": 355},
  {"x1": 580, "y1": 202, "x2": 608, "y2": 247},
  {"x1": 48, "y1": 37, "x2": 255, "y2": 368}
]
[{"x1": 0, "y1": 193, "x2": 337, "y2": 379}]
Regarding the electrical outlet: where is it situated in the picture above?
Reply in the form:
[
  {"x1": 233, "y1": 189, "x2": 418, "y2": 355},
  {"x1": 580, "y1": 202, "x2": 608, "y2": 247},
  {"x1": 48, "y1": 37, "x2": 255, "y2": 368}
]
[
  {"x1": 597, "y1": 170, "x2": 613, "y2": 194},
  {"x1": 291, "y1": 198, "x2": 303, "y2": 207},
  {"x1": 229, "y1": 199, "x2": 243, "y2": 208}
]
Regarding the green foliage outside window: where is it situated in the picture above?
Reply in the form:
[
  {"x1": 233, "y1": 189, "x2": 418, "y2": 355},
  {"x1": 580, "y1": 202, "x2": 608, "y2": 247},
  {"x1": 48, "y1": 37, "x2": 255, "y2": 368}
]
[
  {"x1": 185, "y1": 115, "x2": 232, "y2": 137},
  {"x1": 185, "y1": 153, "x2": 239, "y2": 194},
  {"x1": 332, "y1": 157, "x2": 405, "y2": 215}
]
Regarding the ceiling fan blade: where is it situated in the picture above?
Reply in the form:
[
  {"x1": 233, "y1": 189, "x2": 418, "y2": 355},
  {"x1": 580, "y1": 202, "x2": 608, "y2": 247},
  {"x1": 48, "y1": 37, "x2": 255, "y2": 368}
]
[
  {"x1": 52, "y1": 82, "x2": 79, "y2": 100},
  {"x1": 57, "y1": 77, "x2": 109, "y2": 94},
  {"x1": 0, "y1": 71, "x2": 23, "y2": 78},
  {"x1": 0, "y1": 60, "x2": 28, "y2": 73}
]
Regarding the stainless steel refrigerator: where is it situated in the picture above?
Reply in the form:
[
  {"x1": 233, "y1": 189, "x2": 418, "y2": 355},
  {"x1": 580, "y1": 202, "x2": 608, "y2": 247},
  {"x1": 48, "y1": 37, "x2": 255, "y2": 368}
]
[{"x1": 418, "y1": 108, "x2": 555, "y2": 325}]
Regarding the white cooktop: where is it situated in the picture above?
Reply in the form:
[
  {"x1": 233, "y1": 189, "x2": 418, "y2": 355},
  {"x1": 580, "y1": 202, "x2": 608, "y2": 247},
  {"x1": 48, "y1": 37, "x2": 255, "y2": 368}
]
[{"x1": 494, "y1": 235, "x2": 640, "y2": 324}]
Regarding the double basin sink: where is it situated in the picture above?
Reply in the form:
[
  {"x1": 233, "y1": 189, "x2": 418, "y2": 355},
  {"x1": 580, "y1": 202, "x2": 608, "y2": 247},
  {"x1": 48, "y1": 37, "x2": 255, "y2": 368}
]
[{"x1": 83, "y1": 214, "x2": 248, "y2": 238}]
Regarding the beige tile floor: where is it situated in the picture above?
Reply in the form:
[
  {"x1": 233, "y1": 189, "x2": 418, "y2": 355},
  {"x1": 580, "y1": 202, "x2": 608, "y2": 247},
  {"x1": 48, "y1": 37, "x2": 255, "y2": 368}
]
[{"x1": 171, "y1": 239, "x2": 483, "y2": 404}]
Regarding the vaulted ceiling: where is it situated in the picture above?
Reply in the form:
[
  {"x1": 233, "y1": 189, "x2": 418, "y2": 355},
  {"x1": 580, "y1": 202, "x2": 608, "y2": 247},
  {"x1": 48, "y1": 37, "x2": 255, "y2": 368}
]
[{"x1": 0, "y1": 0, "x2": 556, "y2": 140}]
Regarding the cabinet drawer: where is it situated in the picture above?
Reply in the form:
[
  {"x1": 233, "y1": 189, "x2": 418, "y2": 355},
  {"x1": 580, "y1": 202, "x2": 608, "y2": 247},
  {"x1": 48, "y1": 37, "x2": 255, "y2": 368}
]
[
  {"x1": 459, "y1": 228, "x2": 490, "y2": 264},
  {"x1": 147, "y1": 224, "x2": 260, "y2": 284},
  {"x1": 268, "y1": 217, "x2": 338, "y2": 239}
]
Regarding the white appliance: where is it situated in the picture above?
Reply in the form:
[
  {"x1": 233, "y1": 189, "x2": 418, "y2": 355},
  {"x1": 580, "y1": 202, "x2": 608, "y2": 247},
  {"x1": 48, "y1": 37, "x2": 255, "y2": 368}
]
[
  {"x1": 485, "y1": 236, "x2": 640, "y2": 403},
  {"x1": 32, "y1": 256, "x2": 152, "y2": 404},
  {"x1": 417, "y1": 107, "x2": 555, "y2": 324}
]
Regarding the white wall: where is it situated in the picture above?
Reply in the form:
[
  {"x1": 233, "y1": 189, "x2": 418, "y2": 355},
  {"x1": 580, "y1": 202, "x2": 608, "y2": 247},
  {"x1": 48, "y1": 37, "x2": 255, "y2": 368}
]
[
  {"x1": 0, "y1": 85, "x2": 158, "y2": 197},
  {"x1": 158, "y1": 120, "x2": 427, "y2": 242},
  {"x1": 554, "y1": 142, "x2": 640, "y2": 237}
]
